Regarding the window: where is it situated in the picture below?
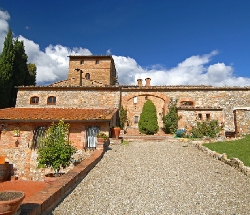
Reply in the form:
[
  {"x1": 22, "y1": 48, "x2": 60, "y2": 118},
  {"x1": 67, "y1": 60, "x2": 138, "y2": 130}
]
[
  {"x1": 198, "y1": 113, "x2": 202, "y2": 120},
  {"x1": 30, "y1": 96, "x2": 39, "y2": 104},
  {"x1": 206, "y1": 113, "x2": 210, "y2": 120},
  {"x1": 181, "y1": 101, "x2": 193, "y2": 106},
  {"x1": 95, "y1": 60, "x2": 99, "y2": 64},
  {"x1": 81, "y1": 60, "x2": 84, "y2": 64},
  {"x1": 134, "y1": 116, "x2": 139, "y2": 124},
  {"x1": 47, "y1": 96, "x2": 56, "y2": 105},
  {"x1": 31, "y1": 126, "x2": 46, "y2": 149},
  {"x1": 85, "y1": 73, "x2": 90, "y2": 80},
  {"x1": 133, "y1": 96, "x2": 138, "y2": 104}
]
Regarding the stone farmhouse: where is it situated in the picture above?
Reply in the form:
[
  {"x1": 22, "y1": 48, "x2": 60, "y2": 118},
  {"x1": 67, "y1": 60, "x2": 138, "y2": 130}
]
[{"x1": 0, "y1": 55, "x2": 250, "y2": 179}]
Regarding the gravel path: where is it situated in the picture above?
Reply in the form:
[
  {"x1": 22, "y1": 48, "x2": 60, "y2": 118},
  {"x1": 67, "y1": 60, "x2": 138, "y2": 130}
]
[{"x1": 52, "y1": 140, "x2": 250, "y2": 215}]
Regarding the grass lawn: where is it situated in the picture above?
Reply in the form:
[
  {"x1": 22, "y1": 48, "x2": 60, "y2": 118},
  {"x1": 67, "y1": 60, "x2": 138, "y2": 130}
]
[{"x1": 203, "y1": 135, "x2": 250, "y2": 167}]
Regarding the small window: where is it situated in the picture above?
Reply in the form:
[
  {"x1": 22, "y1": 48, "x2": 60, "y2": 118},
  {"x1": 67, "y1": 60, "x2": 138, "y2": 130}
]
[
  {"x1": 30, "y1": 96, "x2": 39, "y2": 104},
  {"x1": 198, "y1": 113, "x2": 202, "y2": 120},
  {"x1": 47, "y1": 96, "x2": 56, "y2": 105},
  {"x1": 134, "y1": 116, "x2": 139, "y2": 124},
  {"x1": 85, "y1": 73, "x2": 90, "y2": 80},
  {"x1": 81, "y1": 60, "x2": 84, "y2": 64},
  {"x1": 181, "y1": 101, "x2": 193, "y2": 106},
  {"x1": 133, "y1": 96, "x2": 138, "y2": 104},
  {"x1": 95, "y1": 60, "x2": 99, "y2": 64},
  {"x1": 206, "y1": 113, "x2": 210, "y2": 120}
]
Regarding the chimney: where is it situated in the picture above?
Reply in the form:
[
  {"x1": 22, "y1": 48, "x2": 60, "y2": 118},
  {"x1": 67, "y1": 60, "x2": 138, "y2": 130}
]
[
  {"x1": 137, "y1": 79, "x2": 142, "y2": 87},
  {"x1": 145, "y1": 78, "x2": 151, "y2": 87}
]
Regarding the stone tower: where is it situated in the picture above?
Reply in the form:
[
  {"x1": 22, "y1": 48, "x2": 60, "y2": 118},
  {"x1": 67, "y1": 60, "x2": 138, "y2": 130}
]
[{"x1": 68, "y1": 55, "x2": 117, "y2": 86}]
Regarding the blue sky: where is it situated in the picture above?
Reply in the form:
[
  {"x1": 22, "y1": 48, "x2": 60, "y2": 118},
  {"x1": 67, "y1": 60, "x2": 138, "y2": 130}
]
[{"x1": 1, "y1": 0, "x2": 250, "y2": 86}]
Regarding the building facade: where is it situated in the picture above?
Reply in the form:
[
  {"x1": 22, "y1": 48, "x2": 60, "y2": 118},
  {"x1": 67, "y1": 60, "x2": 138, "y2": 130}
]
[{"x1": 0, "y1": 55, "x2": 250, "y2": 179}]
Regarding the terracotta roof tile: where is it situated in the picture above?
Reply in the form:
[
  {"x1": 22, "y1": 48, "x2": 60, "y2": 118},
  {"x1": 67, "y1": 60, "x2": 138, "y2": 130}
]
[{"x1": 0, "y1": 108, "x2": 117, "y2": 121}]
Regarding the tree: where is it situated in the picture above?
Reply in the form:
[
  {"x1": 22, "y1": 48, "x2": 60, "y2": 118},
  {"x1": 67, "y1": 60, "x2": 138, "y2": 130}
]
[
  {"x1": 138, "y1": 99, "x2": 159, "y2": 135},
  {"x1": 37, "y1": 120, "x2": 77, "y2": 176},
  {"x1": 119, "y1": 106, "x2": 127, "y2": 129},
  {"x1": 10, "y1": 39, "x2": 29, "y2": 106},
  {"x1": 163, "y1": 99, "x2": 181, "y2": 134},
  {"x1": 0, "y1": 28, "x2": 14, "y2": 108},
  {"x1": 26, "y1": 63, "x2": 37, "y2": 86},
  {"x1": 0, "y1": 29, "x2": 37, "y2": 108}
]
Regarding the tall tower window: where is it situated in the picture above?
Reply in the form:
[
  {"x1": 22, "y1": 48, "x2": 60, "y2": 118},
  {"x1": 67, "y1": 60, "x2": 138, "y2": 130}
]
[{"x1": 85, "y1": 73, "x2": 90, "y2": 80}]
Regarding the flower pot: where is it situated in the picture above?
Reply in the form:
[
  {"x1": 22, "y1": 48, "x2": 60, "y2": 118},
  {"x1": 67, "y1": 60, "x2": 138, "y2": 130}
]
[
  {"x1": 0, "y1": 191, "x2": 25, "y2": 215},
  {"x1": 97, "y1": 138, "x2": 105, "y2": 149},
  {"x1": 0, "y1": 156, "x2": 5, "y2": 164},
  {"x1": 114, "y1": 127, "x2": 121, "y2": 139},
  {"x1": 44, "y1": 173, "x2": 64, "y2": 184}
]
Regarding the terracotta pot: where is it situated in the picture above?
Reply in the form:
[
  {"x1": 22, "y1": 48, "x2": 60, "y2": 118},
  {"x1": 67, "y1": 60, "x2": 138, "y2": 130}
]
[
  {"x1": 44, "y1": 173, "x2": 64, "y2": 184},
  {"x1": 0, "y1": 191, "x2": 25, "y2": 215},
  {"x1": 114, "y1": 127, "x2": 121, "y2": 139},
  {"x1": 0, "y1": 156, "x2": 5, "y2": 164},
  {"x1": 97, "y1": 138, "x2": 106, "y2": 149}
]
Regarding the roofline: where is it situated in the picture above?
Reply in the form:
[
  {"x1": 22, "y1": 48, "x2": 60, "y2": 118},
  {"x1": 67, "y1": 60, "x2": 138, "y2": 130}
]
[
  {"x1": 120, "y1": 85, "x2": 250, "y2": 91},
  {"x1": 0, "y1": 119, "x2": 112, "y2": 123},
  {"x1": 17, "y1": 85, "x2": 120, "y2": 90},
  {"x1": 177, "y1": 107, "x2": 223, "y2": 110},
  {"x1": 68, "y1": 55, "x2": 113, "y2": 59}
]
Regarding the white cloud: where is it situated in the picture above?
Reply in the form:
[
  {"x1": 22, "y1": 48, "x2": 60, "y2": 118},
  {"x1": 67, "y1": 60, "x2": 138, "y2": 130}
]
[
  {"x1": 106, "y1": 49, "x2": 112, "y2": 55},
  {"x1": 1, "y1": 9, "x2": 250, "y2": 86},
  {"x1": 114, "y1": 51, "x2": 250, "y2": 86},
  {"x1": 16, "y1": 36, "x2": 92, "y2": 83},
  {"x1": 0, "y1": 10, "x2": 10, "y2": 52}
]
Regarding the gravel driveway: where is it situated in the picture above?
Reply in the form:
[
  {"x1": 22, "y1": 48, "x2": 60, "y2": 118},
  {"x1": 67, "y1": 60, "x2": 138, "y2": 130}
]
[{"x1": 52, "y1": 140, "x2": 250, "y2": 215}]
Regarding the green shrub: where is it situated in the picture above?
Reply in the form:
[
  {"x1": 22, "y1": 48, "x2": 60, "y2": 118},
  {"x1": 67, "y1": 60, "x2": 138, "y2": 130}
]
[
  {"x1": 139, "y1": 99, "x2": 159, "y2": 135},
  {"x1": 97, "y1": 132, "x2": 108, "y2": 140},
  {"x1": 119, "y1": 106, "x2": 127, "y2": 129},
  {"x1": 163, "y1": 99, "x2": 181, "y2": 134},
  {"x1": 37, "y1": 120, "x2": 77, "y2": 176},
  {"x1": 188, "y1": 119, "x2": 222, "y2": 138}
]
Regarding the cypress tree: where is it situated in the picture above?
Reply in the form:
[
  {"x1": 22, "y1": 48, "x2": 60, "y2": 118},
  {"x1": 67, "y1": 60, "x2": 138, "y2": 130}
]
[
  {"x1": 0, "y1": 29, "x2": 37, "y2": 108},
  {"x1": 0, "y1": 28, "x2": 15, "y2": 108},
  {"x1": 10, "y1": 39, "x2": 29, "y2": 106},
  {"x1": 163, "y1": 99, "x2": 180, "y2": 134},
  {"x1": 26, "y1": 63, "x2": 37, "y2": 86},
  {"x1": 138, "y1": 99, "x2": 159, "y2": 135}
]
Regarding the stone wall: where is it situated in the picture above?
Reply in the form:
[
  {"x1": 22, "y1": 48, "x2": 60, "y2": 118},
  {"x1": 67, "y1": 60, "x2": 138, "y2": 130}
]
[
  {"x1": 178, "y1": 109, "x2": 224, "y2": 131},
  {"x1": 16, "y1": 87, "x2": 120, "y2": 109},
  {"x1": 121, "y1": 87, "x2": 250, "y2": 133},
  {"x1": 235, "y1": 109, "x2": 250, "y2": 135},
  {"x1": 0, "y1": 121, "x2": 110, "y2": 180},
  {"x1": 16, "y1": 85, "x2": 250, "y2": 134}
]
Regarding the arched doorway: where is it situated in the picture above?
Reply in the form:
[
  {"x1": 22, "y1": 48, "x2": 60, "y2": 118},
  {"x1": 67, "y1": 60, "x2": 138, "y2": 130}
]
[{"x1": 87, "y1": 126, "x2": 99, "y2": 148}]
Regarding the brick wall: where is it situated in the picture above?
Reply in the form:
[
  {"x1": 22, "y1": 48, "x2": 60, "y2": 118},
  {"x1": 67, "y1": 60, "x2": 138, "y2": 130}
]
[
  {"x1": 68, "y1": 56, "x2": 117, "y2": 86},
  {"x1": 0, "y1": 121, "x2": 110, "y2": 180}
]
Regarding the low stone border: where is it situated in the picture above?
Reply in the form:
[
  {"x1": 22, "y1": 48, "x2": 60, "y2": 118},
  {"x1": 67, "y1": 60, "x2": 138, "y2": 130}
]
[
  {"x1": 189, "y1": 140, "x2": 250, "y2": 178},
  {"x1": 20, "y1": 148, "x2": 105, "y2": 215}
]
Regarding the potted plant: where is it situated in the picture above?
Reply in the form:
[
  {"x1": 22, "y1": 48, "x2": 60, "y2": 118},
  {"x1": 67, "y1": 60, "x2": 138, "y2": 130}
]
[
  {"x1": 113, "y1": 127, "x2": 121, "y2": 139},
  {"x1": 37, "y1": 120, "x2": 77, "y2": 180},
  {"x1": 96, "y1": 132, "x2": 108, "y2": 149},
  {"x1": 13, "y1": 127, "x2": 20, "y2": 137},
  {"x1": 0, "y1": 191, "x2": 25, "y2": 215}
]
